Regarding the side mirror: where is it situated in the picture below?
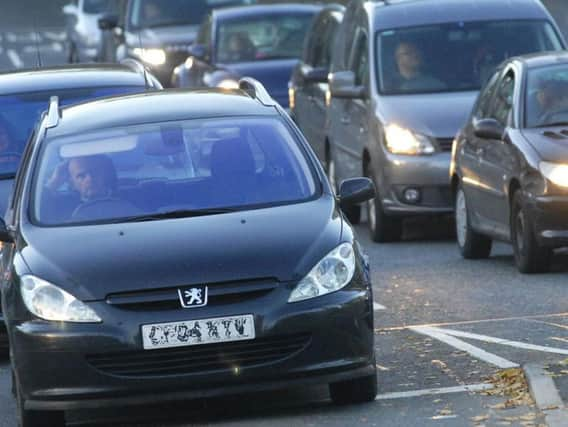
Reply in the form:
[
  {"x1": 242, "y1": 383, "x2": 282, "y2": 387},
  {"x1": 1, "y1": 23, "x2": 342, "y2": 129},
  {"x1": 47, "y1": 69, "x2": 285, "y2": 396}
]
[
  {"x1": 188, "y1": 44, "x2": 207, "y2": 61},
  {"x1": 302, "y1": 67, "x2": 328, "y2": 84},
  {"x1": 0, "y1": 218, "x2": 14, "y2": 243},
  {"x1": 62, "y1": 3, "x2": 77, "y2": 15},
  {"x1": 473, "y1": 118, "x2": 505, "y2": 140},
  {"x1": 329, "y1": 71, "x2": 366, "y2": 99},
  {"x1": 339, "y1": 178, "x2": 375, "y2": 208},
  {"x1": 98, "y1": 14, "x2": 119, "y2": 30}
]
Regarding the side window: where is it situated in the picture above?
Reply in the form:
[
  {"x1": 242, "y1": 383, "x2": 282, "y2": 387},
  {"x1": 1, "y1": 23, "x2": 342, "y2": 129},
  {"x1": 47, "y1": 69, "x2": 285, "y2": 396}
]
[
  {"x1": 474, "y1": 71, "x2": 501, "y2": 119},
  {"x1": 196, "y1": 16, "x2": 212, "y2": 50},
  {"x1": 319, "y1": 20, "x2": 338, "y2": 69},
  {"x1": 350, "y1": 31, "x2": 369, "y2": 87},
  {"x1": 304, "y1": 15, "x2": 325, "y2": 66},
  {"x1": 311, "y1": 17, "x2": 330, "y2": 68},
  {"x1": 490, "y1": 71, "x2": 515, "y2": 127},
  {"x1": 331, "y1": 4, "x2": 355, "y2": 71}
]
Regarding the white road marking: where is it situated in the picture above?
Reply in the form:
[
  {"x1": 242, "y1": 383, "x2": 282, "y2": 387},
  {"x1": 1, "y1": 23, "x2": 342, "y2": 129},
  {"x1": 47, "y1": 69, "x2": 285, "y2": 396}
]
[
  {"x1": 50, "y1": 42, "x2": 64, "y2": 53},
  {"x1": 375, "y1": 383, "x2": 494, "y2": 400},
  {"x1": 374, "y1": 302, "x2": 386, "y2": 311},
  {"x1": 5, "y1": 32, "x2": 17, "y2": 43},
  {"x1": 431, "y1": 327, "x2": 568, "y2": 355},
  {"x1": 411, "y1": 326, "x2": 518, "y2": 369},
  {"x1": 6, "y1": 49, "x2": 23, "y2": 68},
  {"x1": 42, "y1": 31, "x2": 66, "y2": 42}
]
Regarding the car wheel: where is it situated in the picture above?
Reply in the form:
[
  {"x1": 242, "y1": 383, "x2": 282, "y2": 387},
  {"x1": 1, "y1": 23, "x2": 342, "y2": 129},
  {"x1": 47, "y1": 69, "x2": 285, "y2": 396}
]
[
  {"x1": 455, "y1": 185, "x2": 492, "y2": 259},
  {"x1": 366, "y1": 165, "x2": 402, "y2": 243},
  {"x1": 511, "y1": 191, "x2": 551, "y2": 274},
  {"x1": 329, "y1": 373, "x2": 378, "y2": 405},
  {"x1": 15, "y1": 375, "x2": 64, "y2": 427},
  {"x1": 327, "y1": 154, "x2": 360, "y2": 224}
]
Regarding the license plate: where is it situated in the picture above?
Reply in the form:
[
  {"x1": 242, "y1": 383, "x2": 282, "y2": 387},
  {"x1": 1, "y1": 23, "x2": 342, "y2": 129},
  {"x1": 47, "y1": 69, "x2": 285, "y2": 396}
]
[{"x1": 141, "y1": 314, "x2": 255, "y2": 350}]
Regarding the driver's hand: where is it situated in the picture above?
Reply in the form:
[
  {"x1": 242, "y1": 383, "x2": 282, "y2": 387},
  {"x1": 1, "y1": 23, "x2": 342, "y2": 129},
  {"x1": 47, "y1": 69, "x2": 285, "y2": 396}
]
[{"x1": 45, "y1": 161, "x2": 69, "y2": 191}]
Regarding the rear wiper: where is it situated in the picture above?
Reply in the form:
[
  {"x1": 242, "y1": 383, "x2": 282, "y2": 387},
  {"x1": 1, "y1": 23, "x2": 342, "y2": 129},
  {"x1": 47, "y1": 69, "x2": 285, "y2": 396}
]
[{"x1": 120, "y1": 208, "x2": 238, "y2": 223}]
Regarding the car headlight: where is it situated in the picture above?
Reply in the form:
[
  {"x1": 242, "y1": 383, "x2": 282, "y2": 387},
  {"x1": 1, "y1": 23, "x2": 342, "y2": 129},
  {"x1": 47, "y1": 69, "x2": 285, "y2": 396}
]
[
  {"x1": 20, "y1": 275, "x2": 101, "y2": 323},
  {"x1": 132, "y1": 48, "x2": 166, "y2": 66},
  {"x1": 288, "y1": 243, "x2": 356, "y2": 303},
  {"x1": 384, "y1": 124, "x2": 435, "y2": 155},
  {"x1": 217, "y1": 79, "x2": 240, "y2": 90},
  {"x1": 540, "y1": 161, "x2": 568, "y2": 188}
]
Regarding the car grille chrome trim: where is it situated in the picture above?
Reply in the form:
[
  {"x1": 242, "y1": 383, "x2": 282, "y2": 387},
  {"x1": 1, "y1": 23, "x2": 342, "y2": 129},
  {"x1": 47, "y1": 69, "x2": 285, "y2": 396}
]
[{"x1": 86, "y1": 333, "x2": 311, "y2": 377}]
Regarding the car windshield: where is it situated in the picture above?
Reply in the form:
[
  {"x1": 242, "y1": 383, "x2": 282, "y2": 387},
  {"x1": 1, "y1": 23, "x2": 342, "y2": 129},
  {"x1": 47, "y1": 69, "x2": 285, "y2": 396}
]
[
  {"x1": 84, "y1": 0, "x2": 114, "y2": 14},
  {"x1": 34, "y1": 117, "x2": 317, "y2": 226},
  {"x1": 216, "y1": 13, "x2": 315, "y2": 63},
  {"x1": 525, "y1": 64, "x2": 568, "y2": 128},
  {"x1": 377, "y1": 20, "x2": 563, "y2": 95},
  {"x1": 0, "y1": 86, "x2": 144, "y2": 177},
  {"x1": 129, "y1": 0, "x2": 253, "y2": 29}
]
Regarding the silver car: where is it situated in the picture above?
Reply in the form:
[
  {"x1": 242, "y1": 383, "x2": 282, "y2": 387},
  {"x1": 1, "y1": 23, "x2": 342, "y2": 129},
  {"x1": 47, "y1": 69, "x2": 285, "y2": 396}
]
[
  {"x1": 325, "y1": 0, "x2": 564, "y2": 242},
  {"x1": 63, "y1": 0, "x2": 121, "y2": 62}
]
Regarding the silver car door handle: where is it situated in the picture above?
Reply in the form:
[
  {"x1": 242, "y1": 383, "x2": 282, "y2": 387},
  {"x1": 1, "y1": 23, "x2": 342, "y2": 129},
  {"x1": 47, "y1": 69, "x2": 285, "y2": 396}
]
[{"x1": 341, "y1": 116, "x2": 351, "y2": 125}]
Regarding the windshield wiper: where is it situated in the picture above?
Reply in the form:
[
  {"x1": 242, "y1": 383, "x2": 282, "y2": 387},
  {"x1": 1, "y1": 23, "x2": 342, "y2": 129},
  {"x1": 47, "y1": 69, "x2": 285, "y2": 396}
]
[
  {"x1": 119, "y1": 208, "x2": 238, "y2": 223},
  {"x1": 534, "y1": 122, "x2": 568, "y2": 128}
]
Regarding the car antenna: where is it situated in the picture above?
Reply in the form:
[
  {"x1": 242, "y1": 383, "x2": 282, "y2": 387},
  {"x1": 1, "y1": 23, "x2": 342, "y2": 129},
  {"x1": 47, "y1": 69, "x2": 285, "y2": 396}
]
[
  {"x1": 137, "y1": 29, "x2": 150, "y2": 89},
  {"x1": 32, "y1": 15, "x2": 43, "y2": 68}
]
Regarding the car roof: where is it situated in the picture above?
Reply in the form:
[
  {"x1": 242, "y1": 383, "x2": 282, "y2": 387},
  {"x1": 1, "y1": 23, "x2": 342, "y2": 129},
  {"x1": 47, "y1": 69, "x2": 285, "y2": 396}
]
[
  {"x1": 214, "y1": 3, "x2": 322, "y2": 21},
  {"x1": 48, "y1": 89, "x2": 277, "y2": 138},
  {"x1": 371, "y1": 0, "x2": 552, "y2": 30},
  {"x1": 513, "y1": 51, "x2": 568, "y2": 69},
  {"x1": 0, "y1": 64, "x2": 147, "y2": 96}
]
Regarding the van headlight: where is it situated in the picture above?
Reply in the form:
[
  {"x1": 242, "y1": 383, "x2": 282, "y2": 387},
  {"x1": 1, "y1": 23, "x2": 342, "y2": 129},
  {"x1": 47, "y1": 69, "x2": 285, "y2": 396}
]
[
  {"x1": 288, "y1": 243, "x2": 356, "y2": 303},
  {"x1": 20, "y1": 275, "x2": 101, "y2": 323},
  {"x1": 540, "y1": 161, "x2": 568, "y2": 188},
  {"x1": 385, "y1": 124, "x2": 435, "y2": 155}
]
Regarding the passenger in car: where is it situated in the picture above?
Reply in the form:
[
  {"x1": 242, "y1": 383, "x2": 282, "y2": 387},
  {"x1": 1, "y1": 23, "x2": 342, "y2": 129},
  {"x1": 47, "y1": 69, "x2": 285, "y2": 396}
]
[
  {"x1": 394, "y1": 41, "x2": 446, "y2": 92},
  {"x1": 532, "y1": 79, "x2": 568, "y2": 125}
]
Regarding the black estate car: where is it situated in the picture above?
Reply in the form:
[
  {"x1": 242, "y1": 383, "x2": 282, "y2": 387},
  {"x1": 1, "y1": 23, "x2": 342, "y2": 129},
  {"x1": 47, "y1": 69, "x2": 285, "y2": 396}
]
[
  {"x1": 451, "y1": 52, "x2": 568, "y2": 273},
  {"x1": 0, "y1": 61, "x2": 160, "y2": 350},
  {"x1": 1, "y1": 79, "x2": 377, "y2": 426}
]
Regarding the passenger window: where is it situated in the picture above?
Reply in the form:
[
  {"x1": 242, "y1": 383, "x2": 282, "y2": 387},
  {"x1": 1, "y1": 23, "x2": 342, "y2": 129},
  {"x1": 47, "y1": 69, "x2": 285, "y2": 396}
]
[
  {"x1": 474, "y1": 71, "x2": 501, "y2": 119},
  {"x1": 196, "y1": 16, "x2": 212, "y2": 54},
  {"x1": 305, "y1": 16, "x2": 326, "y2": 66},
  {"x1": 490, "y1": 72, "x2": 515, "y2": 127}
]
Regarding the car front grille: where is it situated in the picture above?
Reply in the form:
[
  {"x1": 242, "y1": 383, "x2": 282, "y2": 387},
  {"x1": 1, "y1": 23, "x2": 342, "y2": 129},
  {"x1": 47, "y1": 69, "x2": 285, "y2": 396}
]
[
  {"x1": 436, "y1": 138, "x2": 454, "y2": 152},
  {"x1": 106, "y1": 279, "x2": 278, "y2": 311},
  {"x1": 86, "y1": 333, "x2": 311, "y2": 377}
]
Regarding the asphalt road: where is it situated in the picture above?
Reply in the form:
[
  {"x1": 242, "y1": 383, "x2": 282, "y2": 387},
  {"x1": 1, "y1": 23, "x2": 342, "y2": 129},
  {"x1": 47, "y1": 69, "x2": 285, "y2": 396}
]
[{"x1": 0, "y1": 1, "x2": 567, "y2": 426}]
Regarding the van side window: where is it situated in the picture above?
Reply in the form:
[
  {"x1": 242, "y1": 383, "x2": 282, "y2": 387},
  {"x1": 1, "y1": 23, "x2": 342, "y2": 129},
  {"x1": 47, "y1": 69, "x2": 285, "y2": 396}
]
[{"x1": 351, "y1": 32, "x2": 369, "y2": 87}]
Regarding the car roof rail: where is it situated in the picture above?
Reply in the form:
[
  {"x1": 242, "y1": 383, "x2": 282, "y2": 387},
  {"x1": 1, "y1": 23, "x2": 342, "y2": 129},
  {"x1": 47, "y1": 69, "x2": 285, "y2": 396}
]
[
  {"x1": 120, "y1": 58, "x2": 151, "y2": 89},
  {"x1": 238, "y1": 77, "x2": 276, "y2": 107},
  {"x1": 46, "y1": 96, "x2": 60, "y2": 129}
]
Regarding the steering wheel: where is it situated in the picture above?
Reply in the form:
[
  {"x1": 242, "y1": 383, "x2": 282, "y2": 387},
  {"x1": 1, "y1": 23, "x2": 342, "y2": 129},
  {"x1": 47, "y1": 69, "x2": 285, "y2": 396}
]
[{"x1": 72, "y1": 198, "x2": 141, "y2": 221}]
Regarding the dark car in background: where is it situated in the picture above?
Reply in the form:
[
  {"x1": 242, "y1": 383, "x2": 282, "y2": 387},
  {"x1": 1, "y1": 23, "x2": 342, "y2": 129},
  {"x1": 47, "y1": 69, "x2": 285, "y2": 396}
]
[
  {"x1": 172, "y1": 4, "x2": 321, "y2": 109},
  {"x1": 0, "y1": 61, "x2": 161, "y2": 350},
  {"x1": 324, "y1": 0, "x2": 565, "y2": 241},
  {"x1": 98, "y1": 0, "x2": 255, "y2": 86},
  {"x1": 451, "y1": 52, "x2": 568, "y2": 273},
  {"x1": 289, "y1": 4, "x2": 344, "y2": 163},
  {"x1": 1, "y1": 80, "x2": 377, "y2": 427}
]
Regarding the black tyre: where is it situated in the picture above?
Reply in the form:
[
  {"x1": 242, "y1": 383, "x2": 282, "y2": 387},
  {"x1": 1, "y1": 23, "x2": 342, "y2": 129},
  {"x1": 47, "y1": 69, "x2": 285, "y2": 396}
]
[
  {"x1": 15, "y1": 375, "x2": 65, "y2": 427},
  {"x1": 365, "y1": 165, "x2": 402, "y2": 242},
  {"x1": 327, "y1": 153, "x2": 360, "y2": 224},
  {"x1": 511, "y1": 191, "x2": 551, "y2": 274},
  {"x1": 329, "y1": 373, "x2": 378, "y2": 405},
  {"x1": 455, "y1": 185, "x2": 492, "y2": 259}
]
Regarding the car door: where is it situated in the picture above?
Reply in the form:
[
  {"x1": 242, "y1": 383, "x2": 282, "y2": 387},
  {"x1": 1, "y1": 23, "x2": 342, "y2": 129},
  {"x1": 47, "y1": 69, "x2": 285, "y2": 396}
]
[
  {"x1": 460, "y1": 71, "x2": 501, "y2": 231},
  {"x1": 475, "y1": 69, "x2": 518, "y2": 237},
  {"x1": 334, "y1": 25, "x2": 369, "y2": 183},
  {"x1": 187, "y1": 15, "x2": 215, "y2": 87}
]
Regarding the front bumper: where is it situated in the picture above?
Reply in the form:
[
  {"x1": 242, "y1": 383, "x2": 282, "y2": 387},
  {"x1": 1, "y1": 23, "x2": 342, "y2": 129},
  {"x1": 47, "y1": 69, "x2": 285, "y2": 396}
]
[
  {"x1": 10, "y1": 287, "x2": 375, "y2": 411},
  {"x1": 381, "y1": 152, "x2": 453, "y2": 215},
  {"x1": 528, "y1": 195, "x2": 568, "y2": 248}
]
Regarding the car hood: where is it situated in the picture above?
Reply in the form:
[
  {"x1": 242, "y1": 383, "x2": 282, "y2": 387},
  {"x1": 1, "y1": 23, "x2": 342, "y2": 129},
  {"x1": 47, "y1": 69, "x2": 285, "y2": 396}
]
[
  {"x1": 377, "y1": 91, "x2": 478, "y2": 138},
  {"x1": 128, "y1": 25, "x2": 199, "y2": 47},
  {"x1": 21, "y1": 197, "x2": 342, "y2": 301},
  {"x1": 218, "y1": 59, "x2": 299, "y2": 108},
  {"x1": 521, "y1": 127, "x2": 568, "y2": 163}
]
